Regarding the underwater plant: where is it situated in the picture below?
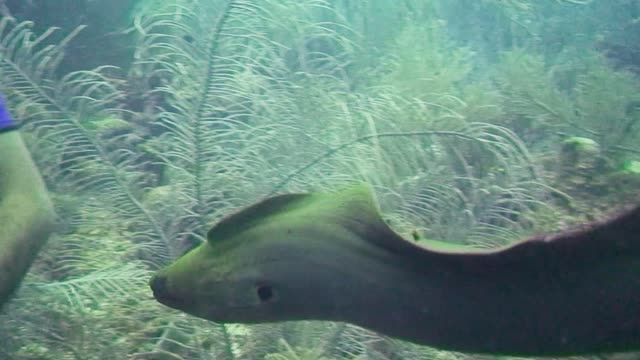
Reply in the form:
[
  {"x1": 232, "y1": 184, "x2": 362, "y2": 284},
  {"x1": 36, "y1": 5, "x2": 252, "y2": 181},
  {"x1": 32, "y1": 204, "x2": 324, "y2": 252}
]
[{"x1": 1, "y1": 0, "x2": 637, "y2": 359}]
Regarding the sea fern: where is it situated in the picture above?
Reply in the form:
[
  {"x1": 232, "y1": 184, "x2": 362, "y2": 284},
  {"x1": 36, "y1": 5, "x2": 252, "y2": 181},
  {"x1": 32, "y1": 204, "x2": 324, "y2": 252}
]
[
  {"x1": 0, "y1": 0, "x2": 558, "y2": 358},
  {"x1": 573, "y1": 54, "x2": 640, "y2": 155},
  {"x1": 0, "y1": 17, "x2": 174, "y2": 268},
  {"x1": 0, "y1": 16, "x2": 183, "y2": 359},
  {"x1": 133, "y1": 0, "x2": 287, "y2": 243}
]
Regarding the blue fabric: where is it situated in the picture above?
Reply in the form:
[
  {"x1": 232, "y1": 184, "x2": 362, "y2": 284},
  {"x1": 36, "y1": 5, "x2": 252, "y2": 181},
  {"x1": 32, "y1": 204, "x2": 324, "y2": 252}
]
[{"x1": 0, "y1": 95, "x2": 17, "y2": 130}]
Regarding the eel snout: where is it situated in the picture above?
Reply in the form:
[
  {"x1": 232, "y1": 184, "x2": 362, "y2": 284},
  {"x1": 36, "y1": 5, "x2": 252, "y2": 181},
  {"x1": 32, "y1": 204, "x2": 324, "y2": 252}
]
[{"x1": 150, "y1": 274, "x2": 186, "y2": 309}]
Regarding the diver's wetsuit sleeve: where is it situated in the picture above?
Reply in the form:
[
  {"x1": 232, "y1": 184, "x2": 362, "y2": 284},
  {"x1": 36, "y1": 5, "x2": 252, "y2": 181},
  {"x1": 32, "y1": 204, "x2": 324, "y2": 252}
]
[{"x1": 0, "y1": 96, "x2": 20, "y2": 133}]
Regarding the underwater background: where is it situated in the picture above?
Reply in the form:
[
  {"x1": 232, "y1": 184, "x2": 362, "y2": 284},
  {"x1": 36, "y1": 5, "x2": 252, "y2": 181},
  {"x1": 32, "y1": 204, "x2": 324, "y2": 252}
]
[{"x1": 1, "y1": 0, "x2": 639, "y2": 359}]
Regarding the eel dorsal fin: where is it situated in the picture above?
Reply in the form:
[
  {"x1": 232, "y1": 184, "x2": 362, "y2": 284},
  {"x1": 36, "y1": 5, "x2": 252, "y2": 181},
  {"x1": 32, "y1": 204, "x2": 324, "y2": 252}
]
[
  {"x1": 479, "y1": 203, "x2": 640, "y2": 268},
  {"x1": 208, "y1": 184, "x2": 640, "y2": 273},
  {"x1": 206, "y1": 183, "x2": 411, "y2": 248},
  {"x1": 207, "y1": 192, "x2": 313, "y2": 242}
]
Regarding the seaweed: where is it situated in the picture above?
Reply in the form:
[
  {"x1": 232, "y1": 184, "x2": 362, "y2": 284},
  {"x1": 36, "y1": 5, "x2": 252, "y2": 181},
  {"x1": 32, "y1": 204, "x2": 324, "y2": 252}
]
[{"x1": 0, "y1": 0, "x2": 636, "y2": 359}]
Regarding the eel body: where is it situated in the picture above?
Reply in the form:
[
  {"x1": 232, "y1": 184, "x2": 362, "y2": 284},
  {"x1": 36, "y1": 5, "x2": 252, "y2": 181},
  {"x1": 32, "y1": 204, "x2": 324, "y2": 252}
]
[{"x1": 150, "y1": 184, "x2": 640, "y2": 356}]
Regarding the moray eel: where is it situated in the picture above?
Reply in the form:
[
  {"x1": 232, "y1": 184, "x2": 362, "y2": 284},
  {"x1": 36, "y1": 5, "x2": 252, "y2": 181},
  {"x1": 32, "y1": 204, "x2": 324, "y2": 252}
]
[{"x1": 150, "y1": 184, "x2": 640, "y2": 356}]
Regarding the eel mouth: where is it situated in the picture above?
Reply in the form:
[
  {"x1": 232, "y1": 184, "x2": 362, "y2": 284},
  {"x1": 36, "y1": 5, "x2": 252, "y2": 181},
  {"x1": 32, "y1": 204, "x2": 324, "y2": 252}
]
[{"x1": 149, "y1": 274, "x2": 189, "y2": 309}]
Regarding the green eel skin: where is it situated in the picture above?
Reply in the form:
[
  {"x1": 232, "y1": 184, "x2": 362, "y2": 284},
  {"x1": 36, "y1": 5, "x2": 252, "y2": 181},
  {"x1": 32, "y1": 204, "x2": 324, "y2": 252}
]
[{"x1": 150, "y1": 184, "x2": 640, "y2": 356}]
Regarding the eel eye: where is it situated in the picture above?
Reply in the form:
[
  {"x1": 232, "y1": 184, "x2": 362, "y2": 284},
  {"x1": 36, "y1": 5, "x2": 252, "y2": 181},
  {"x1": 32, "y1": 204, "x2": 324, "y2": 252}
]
[{"x1": 256, "y1": 284, "x2": 274, "y2": 302}]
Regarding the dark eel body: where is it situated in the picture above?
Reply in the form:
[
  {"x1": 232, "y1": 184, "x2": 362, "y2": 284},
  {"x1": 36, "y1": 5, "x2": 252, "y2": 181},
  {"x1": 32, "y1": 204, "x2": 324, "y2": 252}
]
[{"x1": 151, "y1": 184, "x2": 640, "y2": 356}]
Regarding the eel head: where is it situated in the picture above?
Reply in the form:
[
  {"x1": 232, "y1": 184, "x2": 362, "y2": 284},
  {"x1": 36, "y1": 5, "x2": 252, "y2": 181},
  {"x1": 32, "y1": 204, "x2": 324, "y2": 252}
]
[{"x1": 149, "y1": 184, "x2": 391, "y2": 324}]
